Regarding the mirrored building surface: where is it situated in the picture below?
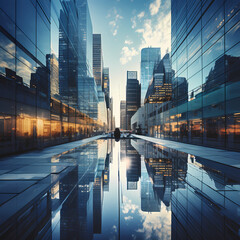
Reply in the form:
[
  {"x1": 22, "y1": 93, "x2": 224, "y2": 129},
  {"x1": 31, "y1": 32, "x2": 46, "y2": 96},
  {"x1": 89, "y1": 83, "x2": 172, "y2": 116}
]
[
  {"x1": 132, "y1": 0, "x2": 240, "y2": 151},
  {"x1": 0, "y1": 0, "x2": 105, "y2": 156}
]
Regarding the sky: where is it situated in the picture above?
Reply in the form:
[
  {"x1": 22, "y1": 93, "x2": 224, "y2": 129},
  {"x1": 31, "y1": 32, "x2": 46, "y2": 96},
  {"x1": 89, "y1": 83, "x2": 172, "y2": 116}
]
[{"x1": 88, "y1": 0, "x2": 171, "y2": 127}]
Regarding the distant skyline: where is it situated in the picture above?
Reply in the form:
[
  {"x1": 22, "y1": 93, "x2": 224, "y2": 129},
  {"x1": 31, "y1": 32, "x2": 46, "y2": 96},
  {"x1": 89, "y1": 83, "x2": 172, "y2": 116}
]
[{"x1": 88, "y1": 0, "x2": 171, "y2": 126}]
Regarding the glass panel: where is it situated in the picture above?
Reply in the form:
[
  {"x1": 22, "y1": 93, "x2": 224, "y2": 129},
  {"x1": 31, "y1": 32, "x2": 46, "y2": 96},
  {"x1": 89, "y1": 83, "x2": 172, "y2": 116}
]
[
  {"x1": 0, "y1": 47, "x2": 15, "y2": 76},
  {"x1": 202, "y1": 36, "x2": 224, "y2": 68},
  {"x1": 16, "y1": 0, "x2": 36, "y2": 44},
  {"x1": 0, "y1": 0, "x2": 15, "y2": 20}
]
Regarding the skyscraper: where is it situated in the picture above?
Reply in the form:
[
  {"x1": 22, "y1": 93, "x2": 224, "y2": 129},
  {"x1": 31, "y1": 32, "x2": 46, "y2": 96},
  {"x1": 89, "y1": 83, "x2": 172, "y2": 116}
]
[
  {"x1": 0, "y1": 0, "x2": 107, "y2": 156},
  {"x1": 103, "y1": 67, "x2": 110, "y2": 108},
  {"x1": 77, "y1": 0, "x2": 98, "y2": 119},
  {"x1": 93, "y1": 34, "x2": 103, "y2": 87},
  {"x1": 140, "y1": 47, "x2": 161, "y2": 105},
  {"x1": 126, "y1": 71, "x2": 141, "y2": 130},
  {"x1": 145, "y1": 53, "x2": 172, "y2": 104},
  {"x1": 120, "y1": 100, "x2": 127, "y2": 130}
]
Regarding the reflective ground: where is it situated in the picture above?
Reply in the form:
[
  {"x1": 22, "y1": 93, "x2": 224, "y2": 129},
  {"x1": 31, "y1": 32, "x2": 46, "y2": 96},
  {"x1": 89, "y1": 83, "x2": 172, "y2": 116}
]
[{"x1": 0, "y1": 139, "x2": 240, "y2": 239}]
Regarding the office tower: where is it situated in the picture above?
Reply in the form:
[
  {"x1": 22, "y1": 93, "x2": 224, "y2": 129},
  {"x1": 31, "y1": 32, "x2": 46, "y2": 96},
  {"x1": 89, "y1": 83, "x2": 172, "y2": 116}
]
[
  {"x1": 140, "y1": 47, "x2": 161, "y2": 105},
  {"x1": 77, "y1": 0, "x2": 99, "y2": 119},
  {"x1": 92, "y1": 34, "x2": 108, "y2": 128},
  {"x1": 103, "y1": 67, "x2": 110, "y2": 108},
  {"x1": 0, "y1": 0, "x2": 106, "y2": 156},
  {"x1": 170, "y1": 0, "x2": 240, "y2": 149},
  {"x1": 59, "y1": 2, "x2": 78, "y2": 109},
  {"x1": 145, "y1": 53, "x2": 173, "y2": 104},
  {"x1": 126, "y1": 71, "x2": 141, "y2": 130},
  {"x1": 93, "y1": 34, "x2": 103, "y2": 87},
  {"x1": 120, "y1": 100, "x2": 127, "y2": 130}
]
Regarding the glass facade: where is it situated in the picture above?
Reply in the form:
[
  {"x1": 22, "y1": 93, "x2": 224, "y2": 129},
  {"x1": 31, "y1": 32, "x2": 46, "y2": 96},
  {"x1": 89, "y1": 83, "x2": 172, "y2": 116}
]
[
  {"x1": 145, "y1": 53, "x2": 173, "y2": 104},
  {"x1": 140, "y1": 47, "x2": 161, "y2": 105},
  {"x1": 77, "y1": 0, "x2": 99, "y2": 119},
  {"x1": 126, "y1": 71, "x2": 141, "y2": 130},
  {"x1": 145, "y1": 0, "x2": 240, "y2": 151},
  {"x1": 0, "y1": 0, "x2": 105, "y2": 156}
]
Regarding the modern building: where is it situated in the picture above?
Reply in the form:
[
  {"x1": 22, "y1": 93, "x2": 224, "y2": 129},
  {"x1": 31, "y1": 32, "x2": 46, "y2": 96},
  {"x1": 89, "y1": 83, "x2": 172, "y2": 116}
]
[
  {"x1": 93, "y1": 34, "x2": 103, "y2": 88},
  {"x1": 77, "y1": 0, "x2": 99, "y2": 119},
  {"x1": 126, "y1": 71, "x2": 141, "y2": 130},
  {"x1": 120, "y1": 100, "x2": 127, "y2": 130},
  {"x1": 103, "y1": 67, "x2": 110, "y2": 108},
  {"x1": 132, "y1": 0, "x2": 240, "y2": 151},
  {"x1": 0, "y1": 0, "x2": 106, "y2": 156},
  {"x1": 140, "y1": 47, "x2": 161, "y2": 105},
  {"x1": 145, "y1": 53, "x2": 173, "y2": 104},
  {"x1": 170, "y1": 0, "x2": 240, "y2": 150}
]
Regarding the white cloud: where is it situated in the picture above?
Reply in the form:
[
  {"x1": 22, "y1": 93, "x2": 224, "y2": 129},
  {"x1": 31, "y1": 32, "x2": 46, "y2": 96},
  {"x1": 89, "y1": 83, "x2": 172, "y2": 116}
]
[
  {"x1": 131, "y1": 16, "x2": 137, "y2": 29},
  {"x1": 137, "y1": 11, "x2": 145, "y2": 19},
  {"x1": 120, "y1": 46, "x2": 139, "y2": 65},
  {"x1": 108, "y1": 8, "x2": 123, "y2": 36},
  {"x1": 136, "y1": 11, "x2": 171, "y2": 55},
  {"x1": 125, "y1": 40, "x2": 133, "y2": 45},
  {"x1": 124, "y1": 216, "x2": 134, "y2": 220},
  {"x1": 149, "y1": 0, "x2": 161, "y2": 16}
]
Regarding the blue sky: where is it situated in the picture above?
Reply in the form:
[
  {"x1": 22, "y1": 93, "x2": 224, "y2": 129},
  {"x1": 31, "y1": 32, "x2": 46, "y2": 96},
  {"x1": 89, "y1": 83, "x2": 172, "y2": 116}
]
[{"x1": 88, "y1": 0, "x2": 171, "y2": 126}]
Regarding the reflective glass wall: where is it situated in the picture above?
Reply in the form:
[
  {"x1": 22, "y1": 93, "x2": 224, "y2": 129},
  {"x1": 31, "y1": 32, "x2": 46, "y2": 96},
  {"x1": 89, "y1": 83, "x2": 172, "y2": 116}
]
[
  {"x1": 0, "y1": 0, "x2": 104, "y2": 156},
  {"x1": 148, "y1": 0, "x2": 240, "y2": 151}
]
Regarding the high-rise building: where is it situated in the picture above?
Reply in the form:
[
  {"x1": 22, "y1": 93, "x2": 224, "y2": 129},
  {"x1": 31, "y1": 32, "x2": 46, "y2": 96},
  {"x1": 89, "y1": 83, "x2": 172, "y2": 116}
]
[
  {"x1": 126, "y1": 71, "x2": 141, "y2": 130},
  {"x1": 145, "y1": 53, "x2": 173, "y2": 104},
  {"x1": 77, "y1": 0, "x2": 99, "y2": 119},
  {"x1": 133, "y1": 0, "x2": 240, "y2": 151},
  {"x1": 0, "y1": 0, "x2": 106, "y2": 156},
  {"x1": 103, "y1": 67, "x2": 110, "y2": 108},
  {"x1": 93, "y1": 34, "x2": 103, "y2": 87},
  {"x1": 92, "y1": 34, "x2": 108, "y2": 129},
  {"x1": 59, "y1": 2, "x2": 79, "y2": 109},
  {"x1": 120, "y1": 100, "x2": 127, "y2": 130},
  {"x1": 140, "y1": 47, "x2": 161, "y2": 105},
  {"x1": 170, "y1": 0, "x2": 240, "y2": 149}
]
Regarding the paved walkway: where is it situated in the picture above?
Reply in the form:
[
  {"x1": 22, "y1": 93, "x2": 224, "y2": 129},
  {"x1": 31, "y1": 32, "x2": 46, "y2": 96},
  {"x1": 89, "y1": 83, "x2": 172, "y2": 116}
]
[
  {"x1": 132, "y1": 134, "x2": 240, "y2": 169},
  {"x1": 0, "y1": 135, "x2": 103, "y2": 229}
]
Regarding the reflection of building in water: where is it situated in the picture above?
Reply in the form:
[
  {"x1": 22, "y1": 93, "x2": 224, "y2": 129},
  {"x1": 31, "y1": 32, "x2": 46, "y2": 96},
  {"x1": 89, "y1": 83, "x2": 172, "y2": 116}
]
[
  {"x1": 120, "y1": 140, "x2": 127, "y2": 161},
  {"x1": 60, "y1": 166, "x2": 79, "y2": 238},
  {"x1": 125, "y1": 140, "x2": 141, "y2": 190},
  {"x1": 56, "y1": 140, "x2": 111, "y2": 239},
  {"x1": 0, "y1": 189, "x2": 52, "y2": 239},
  {"x1": 171, "y1": 161, "x2": 240, "y2": 240},
  {"x1": 132, "y1": 140, "x2": 187, "y2": 211},
  {"x1": 103, "y1": 153, "x2": 110, "y2": 192},
  {"x1": 141, "y1": 159, "x2": 161, "y2": 212},
  {"x1": 93, "y1": 171, "x2": 103, "y2": 234}
]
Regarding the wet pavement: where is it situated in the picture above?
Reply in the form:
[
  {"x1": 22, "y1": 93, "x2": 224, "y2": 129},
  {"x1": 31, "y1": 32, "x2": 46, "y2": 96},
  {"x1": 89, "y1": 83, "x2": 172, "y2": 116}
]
[{"x1": 0, "y1": 138, "x2": 240, "y2": 239}]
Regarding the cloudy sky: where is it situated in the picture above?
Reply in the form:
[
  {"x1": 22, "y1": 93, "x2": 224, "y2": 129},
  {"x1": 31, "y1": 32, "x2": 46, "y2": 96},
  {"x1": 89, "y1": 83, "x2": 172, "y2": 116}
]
[{"x1": 88, "y1": 0, "x2": 171, "y2": 126}]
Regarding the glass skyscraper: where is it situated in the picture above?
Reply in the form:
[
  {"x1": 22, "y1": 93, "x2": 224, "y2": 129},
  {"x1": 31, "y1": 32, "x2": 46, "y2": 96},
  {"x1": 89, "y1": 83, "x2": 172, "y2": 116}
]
[
  {"x1": 140, "y1": 0, "x2": 240, "y2": 151},
  {"x1": 93, "y1": 34, "x2": 103, "y2": 88},
  {"x1": 77, "y1": 0, "x2": 98, "y2": 119},
  {"x1": 126, "y1": 71, "x2": 141, "y2": 130},
  {"x1": 145, "y1": 53, "x2": 172, "y2": 104},
  {"x1": 170, "y1": 0, "x2": 240, "y2": 150},
  {"x1": 0, "y1": 0, "x2": 105, "y2": 156},
  {"x1": 140, "y1": 47, "x2": 161, "y2": 105}
]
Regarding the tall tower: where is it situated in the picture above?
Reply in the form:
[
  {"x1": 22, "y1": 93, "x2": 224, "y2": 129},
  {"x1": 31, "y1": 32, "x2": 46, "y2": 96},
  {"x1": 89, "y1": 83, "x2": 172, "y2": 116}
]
[
  {"x1": 140, "y1": 47, "x2": 161, "y2": 105},
  {"x1": 93, "y1": 34, "x2": 103, "y2": 87},
  {"x1": 126, "y1": 71, "x2": 141, "y2": 130}
]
